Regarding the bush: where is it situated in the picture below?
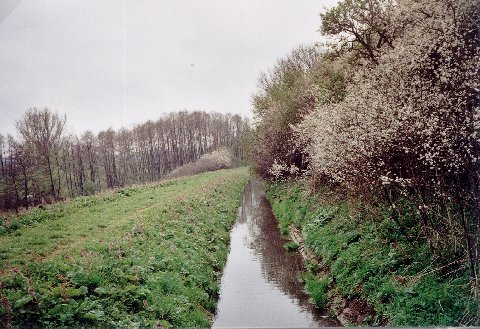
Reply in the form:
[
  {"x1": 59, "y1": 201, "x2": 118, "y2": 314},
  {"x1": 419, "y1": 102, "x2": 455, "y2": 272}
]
[
  {"x1": 294, "y1": 0, "x2": 479, "y2": 287},
  {"x1": 297, "y1": 0, "x2": 479, "y2": 196},
  {"x1": 167, "y1": 148, "x2": 233, "y2": 179},
  {"x1": 251, "y1": 46, "x2": 347, "y2": 180}
]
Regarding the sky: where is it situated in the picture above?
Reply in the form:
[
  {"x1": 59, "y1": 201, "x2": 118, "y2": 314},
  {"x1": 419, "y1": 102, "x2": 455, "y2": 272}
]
[{"x1": 0, "y1": 0, "x2": 338, "y2": 136}]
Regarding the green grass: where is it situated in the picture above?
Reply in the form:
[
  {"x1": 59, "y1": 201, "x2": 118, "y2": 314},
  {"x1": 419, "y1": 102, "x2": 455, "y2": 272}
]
[
  {"x1": 305, "y1": 275, "x2": 329, "y2": 309},
  {"x1": 266, "y1": 180, "x2": 477, "y2": 326},
  {"x1": 283, "y1": 241, "x2": 299, "y2": 252},
  {"x1": 0, "y1": 167, "x2": 250, "y2": 327}
]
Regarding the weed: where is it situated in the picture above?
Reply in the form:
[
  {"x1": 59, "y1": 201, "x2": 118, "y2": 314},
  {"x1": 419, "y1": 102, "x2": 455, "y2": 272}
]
[
  {"x1": 305, "y1": 275, "x2": 329, "y2": 309},
  {"x1": 283, "y1": 241, "x2": 299, "y2": 252}
]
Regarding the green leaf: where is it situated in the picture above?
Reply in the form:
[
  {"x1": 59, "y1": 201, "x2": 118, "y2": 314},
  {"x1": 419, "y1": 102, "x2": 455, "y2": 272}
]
[
  {"x1": 94, "y1": 287, "x2": 108, "y2": 295},
  {"x1": 80, "y1": 310, "x2": 105, "y2": 321},
  {"x1": 15, "y1": 295, "x2": 33, "y2": 308}
]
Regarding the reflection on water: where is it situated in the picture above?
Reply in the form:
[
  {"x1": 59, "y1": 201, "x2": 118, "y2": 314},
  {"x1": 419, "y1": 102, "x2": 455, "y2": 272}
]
[{"x1": 213, "y1": 179, "x2": 340, "y2": 328}]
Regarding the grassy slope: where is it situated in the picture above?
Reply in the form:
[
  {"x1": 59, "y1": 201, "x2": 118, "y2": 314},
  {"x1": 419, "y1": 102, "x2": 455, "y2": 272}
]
[
  {"x1": 266, "y1": 180, "x2": 477, "y2": 326},
  {"x1": 0, "y1": 167, "x2": 249, "y2": 327}
]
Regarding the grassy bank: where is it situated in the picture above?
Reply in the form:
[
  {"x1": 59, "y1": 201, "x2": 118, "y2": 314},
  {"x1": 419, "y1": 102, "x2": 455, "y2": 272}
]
[
  {"x1": 0, "y1": 167, "x2": 249, "y2": 327},
  {"x1": 266, "y1": 180, "x2": 477, "y2": 326}
]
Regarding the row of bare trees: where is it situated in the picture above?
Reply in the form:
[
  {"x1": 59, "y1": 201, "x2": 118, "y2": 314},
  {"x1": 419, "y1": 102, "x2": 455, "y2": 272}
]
[{"x1": 0, "y1": 108, "x2": 249, "y2": 211}]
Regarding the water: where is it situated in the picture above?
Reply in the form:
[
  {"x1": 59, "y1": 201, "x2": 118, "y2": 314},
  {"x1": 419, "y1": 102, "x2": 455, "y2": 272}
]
[{"x1": 213, "y1": 179, "x2": 340, "y2": 328}]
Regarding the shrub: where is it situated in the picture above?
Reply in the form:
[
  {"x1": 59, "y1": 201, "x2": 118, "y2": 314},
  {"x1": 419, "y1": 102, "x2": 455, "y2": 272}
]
[
  {"x1": 295, "y1": 0, "x2": 479, "y2": 286},
  {"x1": 251, "y1": 46, "x2": 347, "y2": 180},
  {"x1": 297, "y1": 0, "x2": 479, "y2": 195},
  {"x1": 166, "y1": 148, "x2": 233, "y2": 179}
]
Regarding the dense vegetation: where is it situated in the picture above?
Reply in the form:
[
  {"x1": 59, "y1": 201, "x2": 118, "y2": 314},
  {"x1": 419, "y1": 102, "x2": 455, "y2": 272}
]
[
  {"x1": 268, "y1": 181, "x2": 477, "y2": 326},
  {"x1": 251, "y1": 0, "x2": 479, "y2": 325},
  {"x1": 0, "y1": 109, "x2": 249, "y2": 211},
  {"x1": 0, "y1": 167, "x2": 249, "y2": 327}
]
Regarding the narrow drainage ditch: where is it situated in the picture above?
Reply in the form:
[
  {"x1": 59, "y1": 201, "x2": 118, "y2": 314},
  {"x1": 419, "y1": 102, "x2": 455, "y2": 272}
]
[{"x1": 213, "y1": 179, "x2": 340, "y2": 328}]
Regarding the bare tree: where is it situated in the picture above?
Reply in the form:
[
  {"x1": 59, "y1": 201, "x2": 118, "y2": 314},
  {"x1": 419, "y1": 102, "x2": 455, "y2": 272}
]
[
  {"x1": 15, "y1": 108, "x2": 66, "y2": 200},
  {"x1": 1, "y1": 110, "x2": 248, "y2": 210}
]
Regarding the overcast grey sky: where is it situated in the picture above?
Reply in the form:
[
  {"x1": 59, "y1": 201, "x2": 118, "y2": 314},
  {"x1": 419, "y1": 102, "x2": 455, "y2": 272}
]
[{"x1": 0, "y1": 0, "x2": 338, "y2": 136}]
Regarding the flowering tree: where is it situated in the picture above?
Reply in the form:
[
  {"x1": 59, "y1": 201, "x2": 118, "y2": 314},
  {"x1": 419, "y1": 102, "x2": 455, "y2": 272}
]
[
  {"x1": 251, "y1": 45, "x2": 346, "y2": 179},
  {"x1": 296, "y1": 0, "x2": 479, "y2": 285}
]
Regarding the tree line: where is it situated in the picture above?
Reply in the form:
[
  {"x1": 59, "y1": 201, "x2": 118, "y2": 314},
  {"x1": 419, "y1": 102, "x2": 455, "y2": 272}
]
[
  {"x1": 250, "y1": 0, "x2": 479, "y2": 307},
  {"x1": 0, "y1": 109, "x2": 249, "y2": 211}
]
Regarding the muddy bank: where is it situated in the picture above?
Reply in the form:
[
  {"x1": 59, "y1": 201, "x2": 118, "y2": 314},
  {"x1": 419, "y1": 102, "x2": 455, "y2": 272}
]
[{"x1": 289, "y1": 224, "x2": 375, "y2": 326}]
